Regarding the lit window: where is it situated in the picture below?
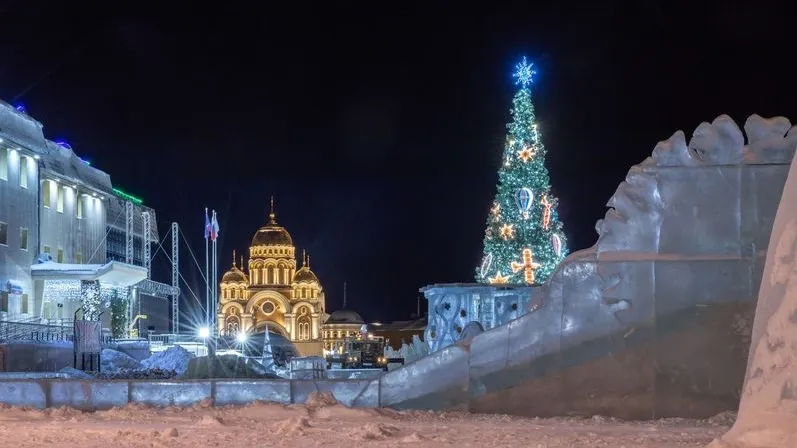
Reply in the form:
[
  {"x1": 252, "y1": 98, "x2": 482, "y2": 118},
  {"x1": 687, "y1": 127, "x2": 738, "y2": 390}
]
[
  {"x1": 0, "y1": 148, "x2": 7, "y2": 181},
  {"x1": 43, "y1": 245, "x2": 50, "y2": 254},
  {"x1": 19, "y1": 156, "x2": 27, "y2": 188},
  {"x1": 57, "y1": 248, "x2": 64, "y2": 263},
  {"x1": 0, "y1": 221, "x2": 7, "y2": 246},
  {"x1": 19, "y1": 227, "x2": 28, "y2": 251},
  {"x1": 21, "y1": 294, "x2": 28, "y2": 314},
  {"x1": 75, "y1": 253, "x2": 82, "y2": 264},
  {"x1": 56, "y1": 186, "x2": 64, "y2": 213},
  {"x1": 42, "y1": 181, "x2": 51, "y2": 208},
  {"x1": 76, "y1": 197, "x2": 83, "y2": 219}
]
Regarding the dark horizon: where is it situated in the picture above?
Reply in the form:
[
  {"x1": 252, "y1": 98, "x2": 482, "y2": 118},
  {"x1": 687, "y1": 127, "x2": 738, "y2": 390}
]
[{"x1": 3, "y1": 2, "x2": 794, "y2": 322}]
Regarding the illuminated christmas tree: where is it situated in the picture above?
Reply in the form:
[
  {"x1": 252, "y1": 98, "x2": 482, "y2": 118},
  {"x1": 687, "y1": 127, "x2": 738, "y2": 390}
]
[{"x1": 475, "y1": 57, "x2": 567, "y2": 286}]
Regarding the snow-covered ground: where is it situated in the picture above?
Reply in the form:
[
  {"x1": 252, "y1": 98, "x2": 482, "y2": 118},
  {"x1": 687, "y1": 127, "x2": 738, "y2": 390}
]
[{"x1": 0, "y1": 392, "x2": 732, "y2": 448}]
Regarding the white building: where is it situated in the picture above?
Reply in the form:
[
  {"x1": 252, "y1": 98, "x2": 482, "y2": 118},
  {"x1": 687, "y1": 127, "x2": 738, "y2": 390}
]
[{"x1": 0, "y1": 101, "x2": 172, "y2": 335}]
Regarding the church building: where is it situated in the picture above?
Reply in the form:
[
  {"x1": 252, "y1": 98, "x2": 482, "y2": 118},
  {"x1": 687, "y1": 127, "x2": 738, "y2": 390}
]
[{"x1": 218, "y1": 200, "x2": 326, "y2": 356}]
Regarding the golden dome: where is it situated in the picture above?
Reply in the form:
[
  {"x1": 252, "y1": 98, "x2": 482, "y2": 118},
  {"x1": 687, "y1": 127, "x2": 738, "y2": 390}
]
[
  {"x1": 251, "y1": 223, "x2": 293, "y2": 247},
  {"x1": 293, "y1": 267, "x2": 319, "y2": 284},
  {"x1": 251, "y1": 198, "x2": 293, "y2": 247},
  {"x1": 293, "y1": 252, "x2": 319, "y2": 284},
  {"x1": 222, "y1": 267, "x2": 247, "y2": 283},
  {"x1": 222, "y1": 252, "x2": 248, "y2": 283}
]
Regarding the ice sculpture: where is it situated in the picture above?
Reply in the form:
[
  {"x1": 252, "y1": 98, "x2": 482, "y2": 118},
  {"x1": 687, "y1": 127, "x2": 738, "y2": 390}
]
[
  {"x1": 710, "y1": 128, "x2": 797, "y2": 447},
  {"x1": 378, "y1": 115, "x2": 797, "y2": 420},
  {"x1": 421, "y1": 284, "x2": 533, "y2": 352},
  {"x1": 384, "y1": 335, "x2": 430, "y2": 365}
]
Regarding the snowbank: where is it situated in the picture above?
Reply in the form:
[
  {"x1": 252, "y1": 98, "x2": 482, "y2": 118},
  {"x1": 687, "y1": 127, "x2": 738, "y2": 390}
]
[
  {"x1": 140, "y1": 345, "x2": 194, "y2": 376},
  {"x1": 100, "y1": 349, "x2": 142, "y2": 373}
]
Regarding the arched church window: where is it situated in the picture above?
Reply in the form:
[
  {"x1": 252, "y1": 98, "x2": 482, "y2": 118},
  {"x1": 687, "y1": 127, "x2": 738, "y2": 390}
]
[
  {"x1": 298, "y1": 317, "x2": 311, "y2": 341},
  {"x1": 226, "y1": 316, "x2": 240, "y2": 335},
  {"x1": 267, "y1": 266, "x2": 275, "y2": 284}
]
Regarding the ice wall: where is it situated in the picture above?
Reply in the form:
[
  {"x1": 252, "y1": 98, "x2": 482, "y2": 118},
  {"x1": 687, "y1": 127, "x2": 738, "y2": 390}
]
[{"x1": 378, "y1": 115, "x2": 797, "y2": 419}]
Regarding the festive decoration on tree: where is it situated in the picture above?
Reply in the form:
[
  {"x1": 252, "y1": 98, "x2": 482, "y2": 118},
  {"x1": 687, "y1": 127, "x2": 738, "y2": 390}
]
[{"x1": 475, "y1": 57, "x2": 568, "y2": 285}]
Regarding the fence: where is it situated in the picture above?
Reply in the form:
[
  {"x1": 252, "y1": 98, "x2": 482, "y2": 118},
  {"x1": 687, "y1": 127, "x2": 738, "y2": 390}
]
[{"x1": 0, "y1": 318, "x2": 75, "y2": 342}]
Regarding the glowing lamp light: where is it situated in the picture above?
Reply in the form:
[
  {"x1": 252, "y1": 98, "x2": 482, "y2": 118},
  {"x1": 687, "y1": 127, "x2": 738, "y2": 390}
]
[
  {"x1": 15, "y1": 103, "x2": 25, "y2": 113},
  {"x1": 236, "y1": 332, "x2": 248, "y2": 343},
  {"x1": 33, "y1": 155, "x2": 40, "y2": 160},
  {"x1": 198, "y1": 327, "x2": 210, "y2": 338}
]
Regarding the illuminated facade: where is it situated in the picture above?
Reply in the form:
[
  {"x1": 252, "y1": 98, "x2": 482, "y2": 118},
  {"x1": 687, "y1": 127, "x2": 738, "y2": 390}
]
[
  {"x1": 322, "y1": 310, "x2": 365, "y2": 354},
  {"x1": 218, "y1": 200, "x2": 326, "y2": 356}
]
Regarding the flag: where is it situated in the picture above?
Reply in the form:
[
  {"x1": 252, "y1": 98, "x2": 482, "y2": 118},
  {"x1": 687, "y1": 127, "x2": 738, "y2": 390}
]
[
  {"x1": 204, "y1": 208, "x2": 212, "y2": 240},
  {"x1": 211, "y1": 210, "x2": 220, "y2": 241}
]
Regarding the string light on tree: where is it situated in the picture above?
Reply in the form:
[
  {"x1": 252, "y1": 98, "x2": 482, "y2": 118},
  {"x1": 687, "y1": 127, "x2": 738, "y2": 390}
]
[{"x1": 475, "y1": 56, "x2": 568, "y2": 286}]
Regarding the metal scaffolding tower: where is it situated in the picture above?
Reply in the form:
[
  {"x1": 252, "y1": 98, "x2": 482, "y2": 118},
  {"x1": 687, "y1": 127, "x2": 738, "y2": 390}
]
[
  {"x1": 125, "y1": 201, "x2": 134, "y2": 264},
  {"x1": 171, "y1": 222, "x2": 180, "y2": 333},
  {"x1": 142, "y1": 211, "x2": 151, "y2": 279}
]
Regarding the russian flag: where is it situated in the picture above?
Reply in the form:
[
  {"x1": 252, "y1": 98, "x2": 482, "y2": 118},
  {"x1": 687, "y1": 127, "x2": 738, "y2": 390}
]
[
  {"x1": 210, "y1": 210, "x2": 220, "y2": 241},
  {"x1": 204, "y1": 208, "x2": 212, "y2": 240}
]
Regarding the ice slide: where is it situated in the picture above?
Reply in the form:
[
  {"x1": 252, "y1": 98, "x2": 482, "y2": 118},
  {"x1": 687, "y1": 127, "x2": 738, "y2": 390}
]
[{"x1": 368, "y1": 115, "x2": 797, "y2": 420}]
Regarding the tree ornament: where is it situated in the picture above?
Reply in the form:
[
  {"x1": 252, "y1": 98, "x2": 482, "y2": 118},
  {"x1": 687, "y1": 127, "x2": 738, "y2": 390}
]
[
  {"x1": 517, "y1": 146, "x2": 536, "y2": 163},
  {"x1": 540, "y1": 195, "x2": 552, "y2": 230},
  {"x1": 490, "y1": 202, "x2": 501, "y2": 222},
  {"x1": 551, "y1": 233, "x2": 562, "y2": 257},
  {"x1": 515, "y1": 188, "x2": 533, "y2": 218},
  {"x1": 510, "y1": 248, "x2": 542, "y2": 284},
  {"x1": 480, "y1": 253, "x2": 494, "y2": 277},
  {"x1": 499, "y1": 223, "x2": 515, "y2": 240},
  {"x1": 488, "y1": 271, "x2": 510, "y2": 284},
  {"x1": 513, "y1": 56, "x2": 536, "y2": 88}
]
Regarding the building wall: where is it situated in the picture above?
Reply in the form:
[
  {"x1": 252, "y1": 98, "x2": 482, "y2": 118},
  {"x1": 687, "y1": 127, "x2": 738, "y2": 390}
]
[
  {"x1": 0, "y1": 143, "x2": 39, "y2": 318},
  {"x1": 38, "y1": 177, "x2": 107, "y2": 266}
]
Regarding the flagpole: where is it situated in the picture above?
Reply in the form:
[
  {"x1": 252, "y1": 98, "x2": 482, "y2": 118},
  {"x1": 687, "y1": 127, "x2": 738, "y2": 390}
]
[
  {"x1": 205, "y1": 208, "x2": 210, "y2": 333},
  {"x1": 212, "y1": 210, "x2": 219, "y2": 350}
]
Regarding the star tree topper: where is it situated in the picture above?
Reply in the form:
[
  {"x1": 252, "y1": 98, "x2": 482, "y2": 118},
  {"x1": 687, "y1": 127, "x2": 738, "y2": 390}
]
[{"x1": 513, "y1": 56, "x2": 536, "y2": 88}]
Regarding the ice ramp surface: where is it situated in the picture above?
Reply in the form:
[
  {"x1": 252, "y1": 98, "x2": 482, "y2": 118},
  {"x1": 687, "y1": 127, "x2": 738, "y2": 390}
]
[{"x1": 380, "y1": 115, "x2": 797, "y2": 419}]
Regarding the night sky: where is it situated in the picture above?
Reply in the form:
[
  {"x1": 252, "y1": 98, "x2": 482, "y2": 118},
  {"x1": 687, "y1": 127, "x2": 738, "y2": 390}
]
[{"x1": 2, "y1": 2, "x2": 794, "y2": 323}]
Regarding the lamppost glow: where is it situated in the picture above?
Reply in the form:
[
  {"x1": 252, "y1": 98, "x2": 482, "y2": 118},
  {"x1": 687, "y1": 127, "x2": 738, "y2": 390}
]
[
  {"x1": 236, "y1": 332, "x2": 247, "y2": 343},
  {"x1": 198, "y1": 327, "x2": 210, "y2": 338}
]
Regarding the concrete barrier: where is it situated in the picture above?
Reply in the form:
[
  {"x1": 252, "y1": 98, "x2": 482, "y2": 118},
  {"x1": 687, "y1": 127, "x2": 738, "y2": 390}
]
[
  {"x1": 0, "y1": 381, "x2": 47, "y2": 408},
  {"x1": 214, "y1": 380, "x2": 290, "y2": 406},
  {"x1": 129, "y1": 381, "x2": 212, "y2": 407},
  {"x1": 50, "y1": 380, "x2": 128, "y2": 410},
  {"x1": 0, "y1": 378, "x2": 381, "y2": 410}
]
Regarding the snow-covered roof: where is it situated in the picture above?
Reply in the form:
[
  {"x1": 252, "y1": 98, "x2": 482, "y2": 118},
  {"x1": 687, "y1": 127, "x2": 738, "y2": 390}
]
[
  {"x1": 30, "y1": 261, "x2": 147, "y2": 287},
  {"x1": 0, "y1": 101, "x2": 47, "y2": 154},
  {"x1": 39, "y1": 139, "x2": 112, "y2": 193}
]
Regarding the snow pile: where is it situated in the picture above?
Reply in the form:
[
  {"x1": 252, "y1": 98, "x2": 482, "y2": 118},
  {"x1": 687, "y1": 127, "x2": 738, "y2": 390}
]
[
  {"x1": 100, "y1": 348, "x2": 142, "y2": 373},
  {"x1": 57, "y1": 367, "x2": 94, "y2": 379},
  {"x1": 140, "y1": 346, "x2": 194, "y2": 376}
]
